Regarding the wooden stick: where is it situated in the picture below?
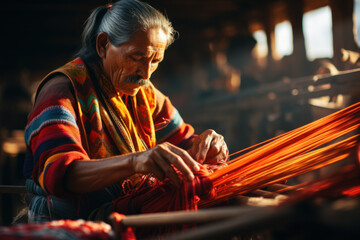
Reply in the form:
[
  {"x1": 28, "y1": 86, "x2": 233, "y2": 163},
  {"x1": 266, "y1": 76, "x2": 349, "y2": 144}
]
[{"x1": 113, "y1": 205, "x2": 264, "y2": 227}]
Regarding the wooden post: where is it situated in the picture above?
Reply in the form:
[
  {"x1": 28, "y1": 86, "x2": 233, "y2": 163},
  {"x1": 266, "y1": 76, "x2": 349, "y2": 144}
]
[
  {"x1": 329, "y1": 0, "x2": 359, "y2": 69},
  {"x1": 287, "y1": 0, "x2": 309, "y2": 77},
  {"x1": 261, "y1": 3, "x2": 276, "y2": 83}
]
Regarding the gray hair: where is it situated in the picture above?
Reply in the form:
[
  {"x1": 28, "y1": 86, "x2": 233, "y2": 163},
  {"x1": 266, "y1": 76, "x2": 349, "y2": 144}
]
[{"x1": 76, "y1": 0, "x2": 176, "y2": 61}]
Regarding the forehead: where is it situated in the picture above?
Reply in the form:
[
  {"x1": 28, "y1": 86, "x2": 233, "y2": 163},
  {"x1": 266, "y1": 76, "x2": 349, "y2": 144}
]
[{"x1": 126, "y1": 28, "x2": 167, "y2": 54}]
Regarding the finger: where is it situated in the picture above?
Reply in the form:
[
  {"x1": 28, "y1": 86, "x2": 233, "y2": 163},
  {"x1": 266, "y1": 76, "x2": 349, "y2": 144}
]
[
  {"x1": 217, "y1": 143, "x2": 229, "y2": 159},
  {"x1": 205, "y1": 155, "x2": 225, "y2": 165},
  {"x1": 205, "y1": 152, "x2": 225, "y2": 164},
  {"x1": 205, "y1": 144, "x2": 229, "y2": 164},
  {"x1": 170, "y1": 144, "x2": 201, "y2": 172},
  {"x1": 207, "y1": 137, "x2": 224, "y2": 157},
  {"x1": 197, "y1": 134, "x2": 214, "y2": 163},
  {"x1": 162, "y1": 142, "x2": 200, "y2": 171},
  {"x1": 224, "y1": 145, "x2": 229, "y2": 160},
  {"x1": 153, "y1": 151, "x2": 181, "y2": 187},
  {"x1": 159, "y1": 144, "x2": 197, "y2": 181}
]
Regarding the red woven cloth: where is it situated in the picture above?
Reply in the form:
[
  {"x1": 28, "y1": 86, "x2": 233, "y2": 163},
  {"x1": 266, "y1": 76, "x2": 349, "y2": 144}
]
[
  {"x1": 0, "y1": 219, "x2": 112, "y2": 240},
  {"x1": 111, "y1": 169, "x2": 215, "y2": 239}
]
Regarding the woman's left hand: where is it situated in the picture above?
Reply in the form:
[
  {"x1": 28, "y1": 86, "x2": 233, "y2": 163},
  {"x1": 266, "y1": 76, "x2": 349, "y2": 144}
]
[{"x1": 187, "y1": 129, "x2": 229, "y2": 164}]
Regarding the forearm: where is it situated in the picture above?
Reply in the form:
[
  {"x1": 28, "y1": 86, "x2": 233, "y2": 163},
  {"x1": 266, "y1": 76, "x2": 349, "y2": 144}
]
[
  {"x1": 65, "y1": 153, "x2": 137, "y2": 194},
  {"x1": 65, "y1": 142, "x2": 200, "y2": 194}
]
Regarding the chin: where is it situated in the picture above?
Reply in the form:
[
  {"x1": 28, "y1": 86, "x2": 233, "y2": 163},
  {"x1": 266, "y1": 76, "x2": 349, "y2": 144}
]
[{"x1": 118, "y1": 87, "x2": 141, "y2": 96}]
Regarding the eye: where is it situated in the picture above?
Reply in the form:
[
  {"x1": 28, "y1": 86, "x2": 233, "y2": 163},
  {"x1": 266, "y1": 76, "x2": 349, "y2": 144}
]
[
  {"x1": 152, "y1": 59, "x2": 162, "y2": 64},
  {"x1": 131, "y1": 55, "x2": 142, "y2": 62}
]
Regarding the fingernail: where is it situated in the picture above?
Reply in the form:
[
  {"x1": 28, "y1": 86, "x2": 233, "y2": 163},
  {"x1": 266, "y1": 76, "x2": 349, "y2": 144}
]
[
  {"x1": 189, "y1": 173, "x2": 195, "y2": 180},
  {"x1": 194, "y1": 164, "x2": 200, "y2": 171}
]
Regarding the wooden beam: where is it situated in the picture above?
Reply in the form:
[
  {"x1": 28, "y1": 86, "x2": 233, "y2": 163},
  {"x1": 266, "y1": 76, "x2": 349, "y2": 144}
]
[{"x1": 113, "y1": 205, "x2": 265, "y2": 227}]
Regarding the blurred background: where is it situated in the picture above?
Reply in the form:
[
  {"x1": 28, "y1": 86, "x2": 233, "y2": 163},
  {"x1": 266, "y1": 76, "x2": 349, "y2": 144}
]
[{"x1": 1, "y1": 0, "x2": 360, "y2": 226}]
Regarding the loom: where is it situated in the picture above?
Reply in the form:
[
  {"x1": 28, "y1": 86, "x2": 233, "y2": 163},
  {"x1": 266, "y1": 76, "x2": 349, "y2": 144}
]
[{"x1": 1, "y1": 69, "x2": 360, "y2": 239}]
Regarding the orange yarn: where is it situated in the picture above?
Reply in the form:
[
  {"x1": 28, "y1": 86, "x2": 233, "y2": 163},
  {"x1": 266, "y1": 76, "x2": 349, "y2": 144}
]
[{"x1": 201, "y1": 102, "x2": 360, "y2": 207}]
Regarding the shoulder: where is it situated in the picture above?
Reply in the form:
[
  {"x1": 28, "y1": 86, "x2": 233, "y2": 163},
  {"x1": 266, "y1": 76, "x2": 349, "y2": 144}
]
[{"x1": 34, "y1": 74, "x2": 76, "y2": 109}]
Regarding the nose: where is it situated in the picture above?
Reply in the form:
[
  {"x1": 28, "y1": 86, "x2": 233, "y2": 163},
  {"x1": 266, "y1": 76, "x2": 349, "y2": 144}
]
[{"x1": 137, "y1": 61, "x2": 152, "y2": 80}]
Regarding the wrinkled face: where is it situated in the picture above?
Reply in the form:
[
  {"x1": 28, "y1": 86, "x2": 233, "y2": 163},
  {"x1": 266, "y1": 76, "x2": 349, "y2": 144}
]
[{"x1": 101, "y1": 27, "x2": 167, "y2": 96}]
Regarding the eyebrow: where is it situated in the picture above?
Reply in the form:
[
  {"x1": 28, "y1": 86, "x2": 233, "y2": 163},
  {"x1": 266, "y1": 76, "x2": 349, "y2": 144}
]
[
  {"x1": 133, "y1": 51, "x2": 146, "y2": 57},
  {"x1": 132, "y1": 51, "x2": 164, "y2": 61}
]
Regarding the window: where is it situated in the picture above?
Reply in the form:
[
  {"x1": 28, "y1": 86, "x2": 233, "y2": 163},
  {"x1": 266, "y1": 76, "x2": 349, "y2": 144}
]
[
  {"x1": 354, "y1": 0, "x2": 360, "y2": 47},
  {"x1": 303, "y1": 6, "x2": 333, "y2": 61},
  {"x1": 274, "y1": 20, "x2": 294, "y2": 59},
  {"x1": 252, "y1": 30, "x2": 268, "y2": 58}
]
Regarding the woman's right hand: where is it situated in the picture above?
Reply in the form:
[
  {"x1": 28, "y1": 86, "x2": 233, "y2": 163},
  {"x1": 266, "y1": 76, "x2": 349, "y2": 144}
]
[{"x1": 131, "y1": 142, "x2": 201, "y2": 187}]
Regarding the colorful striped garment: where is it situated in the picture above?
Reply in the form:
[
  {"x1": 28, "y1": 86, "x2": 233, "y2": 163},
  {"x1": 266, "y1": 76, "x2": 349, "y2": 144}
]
[{"x1": 24, "y1": 58, "x2": 194, "y2": 221}]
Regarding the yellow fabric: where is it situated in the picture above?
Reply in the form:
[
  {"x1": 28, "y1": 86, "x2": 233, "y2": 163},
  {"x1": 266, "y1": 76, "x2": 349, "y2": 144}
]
[{"x1": 96, "y1": 69, "x2": 156, "y2": 154}]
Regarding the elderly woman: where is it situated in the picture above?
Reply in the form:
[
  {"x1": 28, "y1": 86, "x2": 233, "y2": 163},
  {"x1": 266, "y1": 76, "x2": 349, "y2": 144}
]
[{"x1": 24, "y1": 0, "x2": 228, "y2": 223}]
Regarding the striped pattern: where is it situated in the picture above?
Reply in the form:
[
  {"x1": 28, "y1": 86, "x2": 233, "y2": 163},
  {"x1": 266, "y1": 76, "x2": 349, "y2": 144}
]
[
  {"x1": 24, "y1": 58, "x2": 195, "y2": 198},
  {"x1": 25, "y1": 105, "x2": 78, "y2": 146},
  {"x1": 155, "y1": 108, "x2": 183, "y2": 141},
  {"x1": 65, "y1": 60, "x2": 118, "y2": 158},
  {"x1": 25, "y1": 92, "x2": 89, "y2": 196}
]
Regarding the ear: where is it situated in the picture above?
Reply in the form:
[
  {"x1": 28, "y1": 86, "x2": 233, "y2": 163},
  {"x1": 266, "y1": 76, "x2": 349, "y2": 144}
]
[{"x1": 96, "y1": 32, "x2": 110, "y2": 59}]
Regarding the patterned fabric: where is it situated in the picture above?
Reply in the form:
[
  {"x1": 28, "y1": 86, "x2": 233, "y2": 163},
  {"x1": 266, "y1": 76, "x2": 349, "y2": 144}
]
[
  {"x1": 24, "y1": 76, "x2": 90, "y2": 197},
  {"x1": 110, "y1": 167, "x2": 215, "y2": 239},
  {"x1": 42, "y1": 58, "x2": 155, "y2": 157},
  {"x1": 90, "y1": 62, "x2": 156, "y2": 153},
  {"x1": 0, "y1": 219, "x2": 112, "y2": 240},
  {"x1": 24, "y1": 58, "x2": 194, "y2": 221}
]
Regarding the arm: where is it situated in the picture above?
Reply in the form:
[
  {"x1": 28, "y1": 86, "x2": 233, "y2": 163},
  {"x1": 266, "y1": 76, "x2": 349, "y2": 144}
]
[
  {"x1": 66, "y1": 142, "x2": 200, "y2": 193},
  {"x1": 25, "y1": 75, "x2": 89, "y2": 197},
  {"x1": 64, "y1": 154, "x2": 135, "y2": 194}
]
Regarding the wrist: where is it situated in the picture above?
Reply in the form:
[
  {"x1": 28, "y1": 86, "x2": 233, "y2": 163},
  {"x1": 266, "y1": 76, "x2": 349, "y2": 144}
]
[
  {"x1": 182, "y1": 135, "x2": 198, "y2": 150},
  {"x1": 127, "y1": 152, "x2": 139, "y2": 175}
]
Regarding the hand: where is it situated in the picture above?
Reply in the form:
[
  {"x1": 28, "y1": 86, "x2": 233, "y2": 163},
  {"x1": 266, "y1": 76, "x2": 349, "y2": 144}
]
[
  {"x1": 131, "y1": 142, "x2": 201, "y2": 187},
  {"x1": 188, "y1": 129, "x2": 229, "y2": 164}
]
